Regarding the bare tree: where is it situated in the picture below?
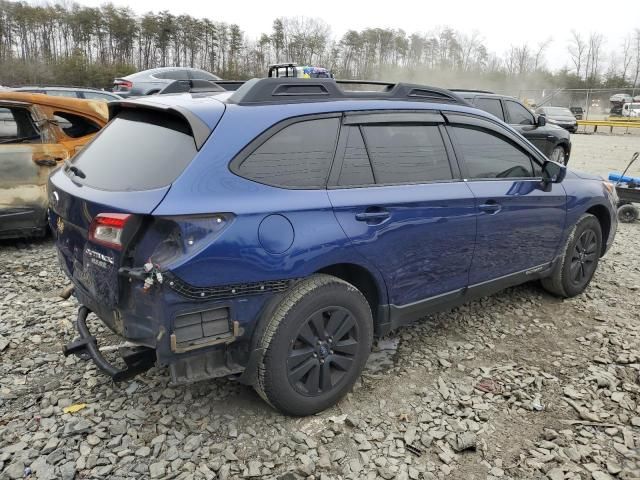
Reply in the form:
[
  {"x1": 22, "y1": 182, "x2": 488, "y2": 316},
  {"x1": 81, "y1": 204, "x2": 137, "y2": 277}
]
[
  {"x1": 620, "y1": 35, "x2": 633, "y2": 82},
  {"x1": 568, "y1": 30, "x2": 586, "y2": 77},
  {"x1": 533, "y1": 38, "x2": 552, "y2": 71},
  {"x1": 633, "y1": 29, "x2": 640, "y2": 88},
  {"x1": 584, "y1": 32, "x2": 604, "y2": 85}
]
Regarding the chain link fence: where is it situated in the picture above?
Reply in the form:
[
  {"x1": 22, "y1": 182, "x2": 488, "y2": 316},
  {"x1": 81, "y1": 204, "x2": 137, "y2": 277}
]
[{"x1": 516, "y1": 88, "x2": 640, "y2": 120}]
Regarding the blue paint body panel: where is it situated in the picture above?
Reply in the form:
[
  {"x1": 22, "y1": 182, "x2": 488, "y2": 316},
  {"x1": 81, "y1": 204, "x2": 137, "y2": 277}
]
[{"x1": 47, "y1": 89, "x2": 618, "y2": 377}]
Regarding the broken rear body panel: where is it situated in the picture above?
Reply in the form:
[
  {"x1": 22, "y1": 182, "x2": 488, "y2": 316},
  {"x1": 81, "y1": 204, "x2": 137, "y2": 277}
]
[{"x1": 0, "y1": 93, "x2": 107, "y2": 239}]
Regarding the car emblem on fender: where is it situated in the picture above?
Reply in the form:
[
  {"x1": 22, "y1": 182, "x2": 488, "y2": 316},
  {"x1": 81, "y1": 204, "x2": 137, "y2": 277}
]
[{"x1": 56, "y1": 217, "x2": 64, "y2": 234}]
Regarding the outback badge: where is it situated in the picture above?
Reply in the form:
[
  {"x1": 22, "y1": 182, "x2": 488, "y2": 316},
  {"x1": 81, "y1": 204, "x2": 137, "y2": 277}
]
[{"x1": 56, "y1": 216, "x2": 65, "y2": 234}]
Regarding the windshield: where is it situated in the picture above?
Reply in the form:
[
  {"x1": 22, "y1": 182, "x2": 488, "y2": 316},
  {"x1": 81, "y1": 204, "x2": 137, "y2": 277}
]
[{"x1": 545, "y1": 107, "x2": 573, "y2": 116}]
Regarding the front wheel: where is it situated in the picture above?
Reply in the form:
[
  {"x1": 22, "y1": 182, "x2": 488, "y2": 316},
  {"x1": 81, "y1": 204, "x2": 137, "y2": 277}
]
[
  {"x1": 550, "y1": 145, "x2": 566, "y2": 165},
  {"x1": 541, "y1": 213, "x2": 602, "y2": 298},
  {"x1": 255, "y1": 274, "x2": 373, "y2": 416}
]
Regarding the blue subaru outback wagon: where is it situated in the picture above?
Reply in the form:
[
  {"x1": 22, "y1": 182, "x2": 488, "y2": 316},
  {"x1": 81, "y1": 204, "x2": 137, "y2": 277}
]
[{"x1": 49, "y1": 78, "x2": 618, "y2": 415}]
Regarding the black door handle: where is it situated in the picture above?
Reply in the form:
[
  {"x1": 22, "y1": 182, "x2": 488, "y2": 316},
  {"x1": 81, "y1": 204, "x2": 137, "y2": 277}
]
[
  {"x1": 355, "y1": 208, "x2": 390, "y2": 224},
  {"x1": 35, "y1": 158, "x2": 59, "y2": 167}
]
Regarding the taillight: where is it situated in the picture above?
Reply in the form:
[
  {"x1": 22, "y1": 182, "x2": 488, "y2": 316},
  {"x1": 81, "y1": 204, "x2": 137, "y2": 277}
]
[
  {"x1": 114, "y1": 79, "x2": 132, "y2": 90},
  {"x1": 88, "y1": 213, "x2": 132, "y2": 250}
]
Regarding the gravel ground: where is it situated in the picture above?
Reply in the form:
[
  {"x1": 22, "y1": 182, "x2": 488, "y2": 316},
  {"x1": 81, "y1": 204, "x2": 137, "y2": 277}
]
[{"x1": 1, "y1": 133, "x2": 640, "y2": 480}]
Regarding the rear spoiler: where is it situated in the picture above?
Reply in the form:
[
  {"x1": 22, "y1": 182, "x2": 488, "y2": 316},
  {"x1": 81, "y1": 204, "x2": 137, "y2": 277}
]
[{"x1": 108, "y1": 100, "x2": 211, "y2": 150}]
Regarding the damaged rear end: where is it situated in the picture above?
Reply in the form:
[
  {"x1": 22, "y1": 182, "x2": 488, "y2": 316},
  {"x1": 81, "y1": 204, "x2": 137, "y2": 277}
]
[{"x1": 49, "y1": 97, "x2": 233, "y2": 381}]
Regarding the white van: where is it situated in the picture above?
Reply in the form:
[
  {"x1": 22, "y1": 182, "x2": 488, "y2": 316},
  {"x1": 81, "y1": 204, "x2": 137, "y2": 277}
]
[{"x1": 622, "y1": 102, "x2": 640, "y2": 118}]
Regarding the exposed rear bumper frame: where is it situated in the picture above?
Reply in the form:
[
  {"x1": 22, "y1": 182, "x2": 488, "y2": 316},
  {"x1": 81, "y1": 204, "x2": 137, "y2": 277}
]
[{"x1": 63, "y1": 306, "x2": 156, "y2": 381}]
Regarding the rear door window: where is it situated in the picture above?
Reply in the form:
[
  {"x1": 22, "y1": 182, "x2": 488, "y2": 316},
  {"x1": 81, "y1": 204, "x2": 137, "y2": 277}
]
[
  {"x1": 69, "y1": 110, "x2": 196, "y2": 191},
  {"x1": 234, "y1": 117, "x2": 339, "y2": 188},
  {"x1": 0, "y1": 107, "x2": 41, "y2": 143},
  {"x1": 155, "y1": 70, "x2": 189, "y2": 80},
  {"x1": 337, "y1": 127, "x2": 375, "y2": 186},
  {"x1": 505, "y1": 100, "x2": 534, "y2": 125},
  {"x1": 360, "y1": 124, "x2": 452, "y2": 184},
  {"x1": 451, "y1": 126, "x2": 535, "y2": 179},
  {"x1": 47, "y1": 90, "x2": 80, "y2": 98},
  {"x1": 82, "y1": 91, "x2": 116, "y2": 101},
  {"x1": 474, "y1": 98, "x2": 505, "y2": 121},
  {"x1": 189, "y1": 70, "x2": 220, "y2": 81}
]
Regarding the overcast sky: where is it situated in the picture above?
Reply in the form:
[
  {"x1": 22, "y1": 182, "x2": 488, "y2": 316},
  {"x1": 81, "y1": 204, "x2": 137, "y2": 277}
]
[{"x1": 76, "y1": 0, "x2": 634, "y2": 70}]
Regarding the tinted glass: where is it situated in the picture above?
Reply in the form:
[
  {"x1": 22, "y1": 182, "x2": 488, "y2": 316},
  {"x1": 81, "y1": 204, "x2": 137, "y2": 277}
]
[
  {"x1": 190, "y1": 70, "x2": 220, "y2": 81},
  {"x1": 53, "y1": 111, "x2": 101, "y2": 138},
  {"x1": 0, "y1": 107, "x2": 40, "y2": 143},
  {"x1": 453, "y1": 126, "x2": 534, "y2": 179},
  {"x1": 474, "y1": 98, "x2": 505, "y2": 121},
  {"x1": 237, "y1": 118, "x2": 339, "y2": 188},
  {"x1": 71, "y1": 110, "x2": 196, "y2": 191},
  {"x1": 361, "y1": 125, "x2": 452, "y2": 184},
  {"x1": 156, "y1": 70, "x2": 189, "y2": 80},
  {"x1": 47, "y1": 90, "x2": 79, "y2": 98},
  {"x1": 338, "y1": 127, "x2": 374, "y2": 186},
  {"x1": 505, "y1": 100, "x2": 534, "y2": 125},
  {"x1": 83, "y1": 91, "x2": 116, "y2": 101}
]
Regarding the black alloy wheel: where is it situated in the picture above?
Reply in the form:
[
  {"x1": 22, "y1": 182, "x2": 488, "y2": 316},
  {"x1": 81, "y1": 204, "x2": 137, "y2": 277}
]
[
  {"x1": 287, "y1": 306, "x2": 359, "y2": 396},
  {"x1": 569, "y1": 229, "x2": 599, "y2": 287}
]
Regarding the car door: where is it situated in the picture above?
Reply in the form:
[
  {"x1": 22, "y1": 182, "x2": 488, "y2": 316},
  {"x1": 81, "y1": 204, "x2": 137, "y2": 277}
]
[
  {"x1": 327, "y1": 112, "x2": 477, "y2": 311},
  {"x1": 503, "y1": 99, "x2": 554, "y2": 155},
  {"x1": 444, "y1": 113, "x2": 566, "y2": 286},
  {"x1": 0, "y1": 104, "x2": 69, "y2": 234}
]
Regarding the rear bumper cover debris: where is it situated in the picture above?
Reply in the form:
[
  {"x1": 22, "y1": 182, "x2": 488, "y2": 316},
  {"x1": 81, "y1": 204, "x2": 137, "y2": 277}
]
[{"x1": 63, "y1": 306, "x2": 156, "y2": 381}]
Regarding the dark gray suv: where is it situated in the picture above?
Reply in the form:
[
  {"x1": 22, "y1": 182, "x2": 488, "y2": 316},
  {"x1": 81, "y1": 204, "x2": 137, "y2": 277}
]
[
  {"x1": 113, "y1": 67, "x2": 222, "y2": 98},
  {"x1": 454, "y1": 90, "x2": 572, "y2": 165}
]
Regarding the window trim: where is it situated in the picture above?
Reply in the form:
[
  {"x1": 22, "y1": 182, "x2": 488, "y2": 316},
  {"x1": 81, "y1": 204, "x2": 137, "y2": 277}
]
[
  {"x1": 444, "y1": 123, "x2": 541, "y2": 182},
  {"x1": 443, "y1": 111, "x2": 546, "y2": 163},
  {"x1": 328, "y1": 115, "x2": 461, "y2": 189},
  {"x1": 228, "y1": 112, "x2": 342, "y2": 190}
]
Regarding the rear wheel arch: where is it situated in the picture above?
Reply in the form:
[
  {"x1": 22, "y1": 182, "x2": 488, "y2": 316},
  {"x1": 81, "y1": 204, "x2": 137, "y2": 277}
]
[{"x1": 315, "y1": 263, "x2": 385, "y2": 327}]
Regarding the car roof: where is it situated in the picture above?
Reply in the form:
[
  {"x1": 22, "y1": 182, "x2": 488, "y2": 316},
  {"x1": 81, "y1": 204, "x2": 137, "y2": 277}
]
[
  {"x1": 0, "y1": 92, "x2": 109, "y2": 124},
  {"x1": 111, "y1": 79, "x2": 504, "y2": 136}
]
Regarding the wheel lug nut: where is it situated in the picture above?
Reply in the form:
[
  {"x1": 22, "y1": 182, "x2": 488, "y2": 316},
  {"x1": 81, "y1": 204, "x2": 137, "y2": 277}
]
[
  {"x1": 328, "y1": 338, "x2": 333, "y2": 343},
  {"x1": 313, "y1": 353, "x2": 318, "y2": 358},
  {"x1": 320, "y1": 359, "x2": 324, "y2": 364},
  {"x1": 329, "y1": 350, "x2": 334, "y2": 355}
]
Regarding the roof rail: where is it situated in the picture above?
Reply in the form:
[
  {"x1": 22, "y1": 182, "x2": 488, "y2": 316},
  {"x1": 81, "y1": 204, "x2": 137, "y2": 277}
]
[
  {"x1": 226, "y1": 78, "x2": 466, "y2": 106},
  {"x1": 450, "y1": 88, "x2": 495, "y2": 94}
]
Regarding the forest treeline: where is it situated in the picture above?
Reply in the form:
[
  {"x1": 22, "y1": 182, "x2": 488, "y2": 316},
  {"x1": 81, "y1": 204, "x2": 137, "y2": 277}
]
[{"x1": 0, "y1": 0, "x2": 639, "y2": 93}]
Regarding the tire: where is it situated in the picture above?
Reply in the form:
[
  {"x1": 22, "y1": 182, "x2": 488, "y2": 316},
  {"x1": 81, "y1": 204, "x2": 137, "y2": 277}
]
[
  {"x1": 541, "y1": 213, "x2": 602, "y2": 298},
  {"x1": 618, "y1": 204, "x2": 638, "y2": 223},
  {"x1": 255, "y1": 274, "x2": 373, "y2": 416},
  {"x1": 550, "y1": 145, "x2": 566, "y2": 165}
]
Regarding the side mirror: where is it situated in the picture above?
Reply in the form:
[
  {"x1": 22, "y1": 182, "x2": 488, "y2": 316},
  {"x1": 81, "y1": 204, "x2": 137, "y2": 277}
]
[
  {"x1": 542, "y1": 160, "x2": 566, "y2": 184},
  {"x1": 537, "y1": 115, "x2": 546, "y2": 127}
]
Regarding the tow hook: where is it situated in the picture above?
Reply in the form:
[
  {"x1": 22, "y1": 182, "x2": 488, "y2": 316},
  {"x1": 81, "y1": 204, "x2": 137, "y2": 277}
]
[{"x1": 119, "y1": 262, "x2": 164, "y2": 292}]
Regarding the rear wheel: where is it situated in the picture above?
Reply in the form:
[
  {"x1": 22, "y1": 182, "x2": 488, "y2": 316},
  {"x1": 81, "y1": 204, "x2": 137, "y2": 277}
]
[
  {"x1": 550, "y1": 145, "x2": 566, "y2": 164},
  {"x1": 541, "y1": 213, "x2": 602, "y2": 298},
  {"x1": 255, "y1": 274, "x2": 373, "y2": 416},
  {"x1": 618, "y1": 204, "x2": 638, "y2": 223}
]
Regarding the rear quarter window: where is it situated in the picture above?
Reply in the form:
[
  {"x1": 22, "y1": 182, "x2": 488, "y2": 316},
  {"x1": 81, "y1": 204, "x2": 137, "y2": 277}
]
[
  {"x1": 70, "y1": 110, "x2": 196, "y2": 191},
  {"x1": 53, "y1": 111, "x2": 101, "y2": 138},
  {"x1": 233, "y1": 117, "x2": 340, "y2": 189}
]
